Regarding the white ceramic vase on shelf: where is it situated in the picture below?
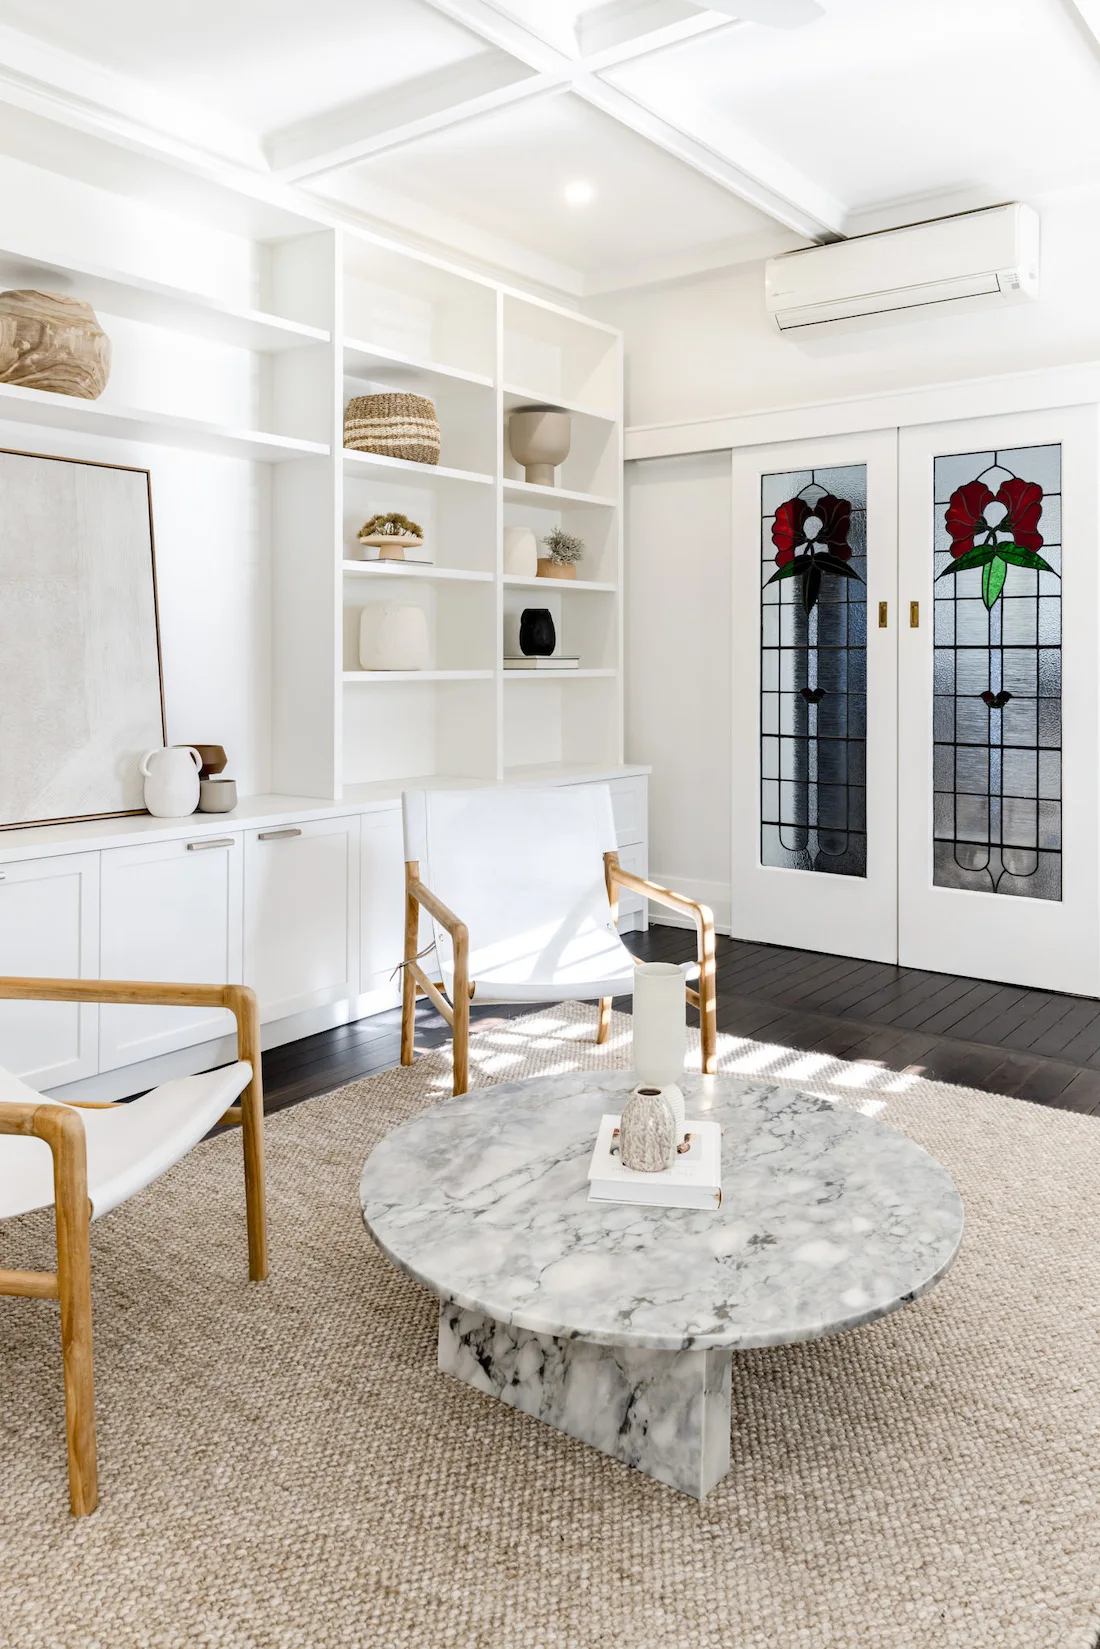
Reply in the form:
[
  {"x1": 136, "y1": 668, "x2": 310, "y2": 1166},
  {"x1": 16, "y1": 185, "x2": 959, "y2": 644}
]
[
  {"x1": 508, "y1": 407, "x2": 571, "y2": 487},
  {"x1": 359, "y1": 603, "x2": 430, "y2": 671},
  {"x1": 141, "y1": 746, "x2": 202, "y2": 817},
  {"x1": 503, "y1": 525, "x2": 538, "y2": 576}
]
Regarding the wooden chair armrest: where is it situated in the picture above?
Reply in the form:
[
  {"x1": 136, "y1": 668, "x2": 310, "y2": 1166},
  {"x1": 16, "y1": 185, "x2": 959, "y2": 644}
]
[
  {"x1": 0, "y1": 976, "x2": 237, "y2": 1009},
  {"x1": 0, "y1": 1097, "x2": 57, "y2": 1136},
  {"x1": 406, "y1": 878, "x2": 468, "y2": 944},
  {"x1": 603, "y1": 855, "x2": 715, "y2": 934}
]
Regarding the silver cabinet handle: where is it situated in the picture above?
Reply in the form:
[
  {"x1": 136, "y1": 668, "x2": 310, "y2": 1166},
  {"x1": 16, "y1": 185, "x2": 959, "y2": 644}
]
[
  {"x1": 186, "y1": 837, "x2": 235, "y2": 852},
  {"x1": 258, "y1": 827, "x2": 302, "y2": 841}
]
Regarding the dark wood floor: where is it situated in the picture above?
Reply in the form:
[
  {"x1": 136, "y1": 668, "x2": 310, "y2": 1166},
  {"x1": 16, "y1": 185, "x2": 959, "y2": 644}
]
[{"x1": 261, "y1": 925, "x2": 1100, "y2": 1118}]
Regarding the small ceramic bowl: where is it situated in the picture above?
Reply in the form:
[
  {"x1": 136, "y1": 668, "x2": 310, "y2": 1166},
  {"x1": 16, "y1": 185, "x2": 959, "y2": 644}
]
[{"x1": 198, "y1": 777, "x2": 237, "y2": 814}]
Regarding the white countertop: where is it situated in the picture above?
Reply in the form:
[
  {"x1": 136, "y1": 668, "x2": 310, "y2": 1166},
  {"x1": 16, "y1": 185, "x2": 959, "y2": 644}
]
[{"x1": 0, "y1": 764, "x2": 651, "y2": 864}]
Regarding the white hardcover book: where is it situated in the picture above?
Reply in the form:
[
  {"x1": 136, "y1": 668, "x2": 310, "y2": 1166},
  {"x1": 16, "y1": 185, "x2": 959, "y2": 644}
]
[
  {"x1": 503, "y1": 656, "x2": 580, "y2": 669},
  {"x1": 587, "y1": 1114, "x2": 722, "y2": 1211}
]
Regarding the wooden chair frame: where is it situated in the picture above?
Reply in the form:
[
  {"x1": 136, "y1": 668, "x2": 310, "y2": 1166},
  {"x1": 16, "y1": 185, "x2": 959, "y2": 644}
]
[
  {"x1": 0, "y1": 977, "x2": 266, "y2": 1517},
  {"x1": 400, "y1": 852, "x2": 717, "y2": 1097}
]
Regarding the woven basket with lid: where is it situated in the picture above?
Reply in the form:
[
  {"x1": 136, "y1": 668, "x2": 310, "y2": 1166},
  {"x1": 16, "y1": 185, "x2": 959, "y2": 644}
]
[{"x1": 343, "y1": 392, "x2": 440, "y2": 465}]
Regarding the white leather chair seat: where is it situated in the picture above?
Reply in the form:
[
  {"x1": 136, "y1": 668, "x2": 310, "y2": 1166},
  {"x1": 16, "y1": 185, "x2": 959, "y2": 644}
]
[
  {"x1": 0, "y1": 1061, "x2": 252, "y2": 1221},
  {"x1": 443, "y1": 918, "x2": 640, "y2": 1005}
]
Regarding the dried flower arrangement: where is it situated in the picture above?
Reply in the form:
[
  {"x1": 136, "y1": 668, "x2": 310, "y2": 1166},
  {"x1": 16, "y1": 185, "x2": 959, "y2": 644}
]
[
  {"x1": 358, "y1": 512, "x2": 423, "y2": 541},
  {"x1": 542, "y1": 527, "x2": 585, "y2": 565}
]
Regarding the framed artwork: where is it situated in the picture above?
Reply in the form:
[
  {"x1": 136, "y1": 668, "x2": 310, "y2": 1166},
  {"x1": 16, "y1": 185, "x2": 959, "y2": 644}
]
[{"x1": 0, "y1": 448, "x2": 165, "y2": 829}]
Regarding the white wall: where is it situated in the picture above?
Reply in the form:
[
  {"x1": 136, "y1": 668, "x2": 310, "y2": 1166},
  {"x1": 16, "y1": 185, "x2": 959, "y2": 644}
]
[{"x1": 591, "y1": 185, "x2": 1100, "y2": 925}]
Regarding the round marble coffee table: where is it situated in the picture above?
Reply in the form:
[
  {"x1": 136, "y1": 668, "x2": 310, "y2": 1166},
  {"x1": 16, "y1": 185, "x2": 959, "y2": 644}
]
[{"x1": 360, "y1": 1070, "x2": 963, "y2": 1499}]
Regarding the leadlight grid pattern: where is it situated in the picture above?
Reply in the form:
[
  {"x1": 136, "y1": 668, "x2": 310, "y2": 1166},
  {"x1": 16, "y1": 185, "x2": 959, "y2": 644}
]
[
  {"x1": 933, "y1": 444, "x2": 1062, "y2": 900},
  {"x1": 760, "y1": 464, "x2": 867, "y2": 878}
]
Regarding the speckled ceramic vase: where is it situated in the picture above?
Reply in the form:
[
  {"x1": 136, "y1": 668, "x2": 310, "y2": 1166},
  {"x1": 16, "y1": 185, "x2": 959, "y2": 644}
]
[{"x1": 619, "y1": 1087, "x2": 675, "y2": 1173}]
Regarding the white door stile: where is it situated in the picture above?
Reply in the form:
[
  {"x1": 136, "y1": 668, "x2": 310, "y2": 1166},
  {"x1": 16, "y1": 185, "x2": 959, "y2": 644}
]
[
  {"x1": 897, "y1": 405, "x2": 1100, "y2": 996},
  {"x1": 730, "y1": 429, "x2": 899, "y2": 964}
]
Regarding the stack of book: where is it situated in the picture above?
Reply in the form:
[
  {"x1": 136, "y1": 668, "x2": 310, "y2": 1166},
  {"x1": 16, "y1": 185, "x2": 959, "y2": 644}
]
[
  {"x1": 503, "y1": 656, "x2": 579, "y2": 670},
  {"x1": 587, "y1": 1114, "x2": 722, "y2": 1211}
]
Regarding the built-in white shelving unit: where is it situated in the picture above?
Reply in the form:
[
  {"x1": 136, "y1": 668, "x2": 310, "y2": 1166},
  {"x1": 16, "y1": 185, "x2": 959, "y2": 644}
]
[{"x1": 0, "y1": 214, "x2": 623, "y2": 802}]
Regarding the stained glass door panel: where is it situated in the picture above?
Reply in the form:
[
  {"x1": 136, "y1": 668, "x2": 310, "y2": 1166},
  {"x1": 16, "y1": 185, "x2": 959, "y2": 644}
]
[
  {"x1": 732, "y1": 433, "x2": 898, "y2": 965},
  {"x1": 898, "y1": 409, "x2": 1099, "y2": 995},
  {"x1": 761, "y1": 463, "x2": 867, "y2": 877}
]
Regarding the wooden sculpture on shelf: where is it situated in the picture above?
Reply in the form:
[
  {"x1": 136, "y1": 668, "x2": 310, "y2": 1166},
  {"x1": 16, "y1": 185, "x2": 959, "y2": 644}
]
[{"x1": 0, "y1": 290, "x2": 111, "y2": 400}]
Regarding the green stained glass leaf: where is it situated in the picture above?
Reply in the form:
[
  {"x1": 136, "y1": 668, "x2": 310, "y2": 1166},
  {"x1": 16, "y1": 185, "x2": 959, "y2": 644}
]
[
  {"x1": 994, "y1": 542, "x2": 1059, "y2": 574},
  {"x1": 815, "y1": 554, "x2": 863, "y2": 580},
  {"x1": 935, "y1": 544, "x2": 998, "y2": 578},
  {"x1": 763, "y1": 554, "x2": 813, "y2": 587},
  {"x1": 982, "y1": 555, "x2": 1008, "y2": 609}
]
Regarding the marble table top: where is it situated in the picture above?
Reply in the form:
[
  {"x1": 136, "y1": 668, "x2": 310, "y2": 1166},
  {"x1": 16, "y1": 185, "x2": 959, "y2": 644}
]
[{"x1": 360, "y1": 1071, "x2": 963, "y2": 1353}]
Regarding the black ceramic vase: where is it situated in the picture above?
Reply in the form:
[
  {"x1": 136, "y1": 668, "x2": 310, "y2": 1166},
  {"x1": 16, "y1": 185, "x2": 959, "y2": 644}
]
[{"x1": 519, "y1": 608, "x2": 556, "y2": 656}]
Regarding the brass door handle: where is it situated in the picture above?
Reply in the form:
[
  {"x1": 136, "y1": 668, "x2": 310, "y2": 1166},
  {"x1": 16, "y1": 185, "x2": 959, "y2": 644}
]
[
  {"x1": 910, "y1": 601, "x2": 920, "y2": 628},
  {"x1": 878, "y1": 601, "x2": 888, "y2": 628}
]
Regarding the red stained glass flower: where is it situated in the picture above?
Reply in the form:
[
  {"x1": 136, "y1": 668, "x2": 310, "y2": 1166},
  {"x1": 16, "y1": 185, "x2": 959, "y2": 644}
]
[
  {"x1": 945, "y1": 478, "x2": 1044, "y2": 558},
  {"x1": 771, "y1": 493, "x2": 852, "y2": 566}
]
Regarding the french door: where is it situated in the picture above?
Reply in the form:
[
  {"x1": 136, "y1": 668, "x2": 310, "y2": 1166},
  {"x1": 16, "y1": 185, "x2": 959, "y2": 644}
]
[{"x1": 730, "y1": 407, "x2": 1100, "y2": 995}]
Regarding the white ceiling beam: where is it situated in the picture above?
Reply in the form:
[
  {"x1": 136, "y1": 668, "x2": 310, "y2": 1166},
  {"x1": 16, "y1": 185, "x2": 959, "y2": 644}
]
[
  {"x1": 267, "y1": 57, "x2": 558, "y2": 181},
  {"x1": 576, "y1": 0, "x2": 731, "y2": 65},
  {"x1": 416, "y1": 0, "x2": 574, "y2": 71},
  {"x1": 574, "y1": 74, "x2": 845, "y2": 239}
]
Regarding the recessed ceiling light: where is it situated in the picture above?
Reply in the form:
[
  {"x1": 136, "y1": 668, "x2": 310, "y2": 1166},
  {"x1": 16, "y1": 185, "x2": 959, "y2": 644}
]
[{"x1": 564, "y1": 180, "x2": 596, "y2": 206}]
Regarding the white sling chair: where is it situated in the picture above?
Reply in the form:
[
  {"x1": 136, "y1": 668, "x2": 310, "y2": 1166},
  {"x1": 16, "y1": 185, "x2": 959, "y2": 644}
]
[
  {"x1": 0, "y1": 976, "x2": 266, "y2": 1517},
  {"x1": 400, "y1": 785, "x2": 717, "y2": 1095}
]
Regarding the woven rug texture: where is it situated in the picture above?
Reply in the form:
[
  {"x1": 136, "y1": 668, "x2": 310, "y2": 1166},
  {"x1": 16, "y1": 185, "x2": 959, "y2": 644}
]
[{"x1": 1, "y1": 1004, "x2": 1098, "y2": 1649}]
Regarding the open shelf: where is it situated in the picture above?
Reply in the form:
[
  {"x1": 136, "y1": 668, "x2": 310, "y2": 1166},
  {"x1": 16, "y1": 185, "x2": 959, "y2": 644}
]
[
  {"x1": 502, "y1": 294, "x2": 620, "y2": 421},
  {"x1": 344, "y1": 560, "x2": 492, "y2": 584},
  {"x1": 503, "y1": 668, "x2": 616, "y2": 680},
  {"x1": 344, "y1": 448, "x2": 493, "y2": 488},
  {"x1": 502, "y1": 386, "x2": 617, "y2": 424},
  {"x1": 503, "y1": 575, "x2": 616, "y2": 593},
  {"x1": 503, "y1": 479, "x2": 616, "y2": 508},
  {"x1": 343, "y1": 669, "x2": 494, "y2": 683},
  {"x1": 0, "y1": 381, "x2": 330, "y2": 461},
  {"x1": 0, "y1": 247, "x2": 330, "y2": 353},
  {"x1": 345, "y1": 339, "x2": 492, "y2": 391}
]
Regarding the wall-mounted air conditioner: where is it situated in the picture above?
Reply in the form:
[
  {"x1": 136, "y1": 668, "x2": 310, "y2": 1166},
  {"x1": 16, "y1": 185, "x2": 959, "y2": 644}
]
[{"x1": 765, "y1": 204, "x2": 1040, "y2": 336}]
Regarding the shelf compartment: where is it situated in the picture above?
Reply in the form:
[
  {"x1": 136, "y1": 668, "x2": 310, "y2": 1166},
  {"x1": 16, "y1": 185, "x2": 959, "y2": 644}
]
[
  {"x1": 0, "y1": 381, "x2": 330, "y2": 461},
  {"x1": 345, "y1": 364, "x2": 496, "y2": 477},
  {"x1": 0, "y1": 247, "x2": 330, "y2": 354},
  {"x1": 344, "y1": 561, "x2": 493, "y2": 584},
  {"x1": 344, "y1": 465, "x2": 496, "y2": 577},
  {"x1": 344, "y1": 237, "x2": 496, "y2": 382},
  {"x1": 343, "y1": 676, "x2": 497, "y2": 788},
  {"x1": 503, "y1": 671, "x2": 621, "y2": 772},
  {"x1": 344, "y1": 448, "x2": 493, "y2": 488},
  {"x1": 345, "y1": 576, "x2": 495, "y2": 676},
  {"x1": 502, "y1": 295, "x2": 619, "y2": 421},
  {"x1": 503, "y1": 385, "x2": 616, "y2": 424},
  {"x1": 502, "y1": 479, "x2": 615, "y2": 508}
]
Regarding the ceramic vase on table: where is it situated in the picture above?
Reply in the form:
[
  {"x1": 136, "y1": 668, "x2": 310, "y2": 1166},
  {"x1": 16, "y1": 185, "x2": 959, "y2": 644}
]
[
  {"x1": 619, "y1": 1087, "x2": 676, "y2": 1173},
  {"x1": 632, "y1": 961, "x2": 688, "y2": 1145},
  {"x1": 141, "y1": 746, "x2": 202, "y2": 818},
  {"x1": 508, "y1": 407, "x2": 571, "y2": 486}
]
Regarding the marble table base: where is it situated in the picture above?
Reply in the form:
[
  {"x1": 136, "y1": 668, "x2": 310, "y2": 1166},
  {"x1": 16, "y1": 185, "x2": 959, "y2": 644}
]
[{"x1": 438, "y1": 1304, "x2": 732, "y2": 1499}]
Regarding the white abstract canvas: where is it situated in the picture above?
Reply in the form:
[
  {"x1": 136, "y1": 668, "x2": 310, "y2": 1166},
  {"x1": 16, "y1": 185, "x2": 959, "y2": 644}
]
[{"x1": 0, "y1": 451, "x2": 165, "y2": 827}]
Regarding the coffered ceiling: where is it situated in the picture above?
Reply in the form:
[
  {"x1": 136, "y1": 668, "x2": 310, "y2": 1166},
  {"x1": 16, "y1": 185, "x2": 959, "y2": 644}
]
[{"x1": 0, "y1": 0, "x2": 1094, "y2": 295}]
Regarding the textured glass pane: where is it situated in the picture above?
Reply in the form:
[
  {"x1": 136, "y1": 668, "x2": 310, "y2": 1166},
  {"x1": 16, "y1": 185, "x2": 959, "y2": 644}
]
[
  {"x1": 932, "y1": 443, "x2": 1061, "y2": 899},
  {"x1": 759, "y1": 463, "x2": 867, "y2": 878}
]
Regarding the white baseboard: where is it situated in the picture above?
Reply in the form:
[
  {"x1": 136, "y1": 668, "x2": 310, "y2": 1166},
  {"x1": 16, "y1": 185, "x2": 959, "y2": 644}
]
[{"x1": 646, "y1": 874, "x2": 732, "y2": 936}]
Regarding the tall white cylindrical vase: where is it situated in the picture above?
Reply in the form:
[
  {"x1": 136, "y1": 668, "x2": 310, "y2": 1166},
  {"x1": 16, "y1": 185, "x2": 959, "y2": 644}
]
[{"x1": 632, "y1": 962, "x2": 687, "y2": 1143}]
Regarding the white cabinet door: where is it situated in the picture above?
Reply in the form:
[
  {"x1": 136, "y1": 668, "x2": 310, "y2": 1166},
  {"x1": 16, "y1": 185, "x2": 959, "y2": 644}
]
[
  {"x1": 360, "y1": 809, "x2": 407, "y2": 1009},
  {"x1": 99, "y1": 833, "x2": 243, "y2": 1071},
  {"x1": 244, "y1": 817, "x2": 360, "y2": 1022},
  {"x1": 0, "y1": 852, "x2": 100, "y2": 1089}
]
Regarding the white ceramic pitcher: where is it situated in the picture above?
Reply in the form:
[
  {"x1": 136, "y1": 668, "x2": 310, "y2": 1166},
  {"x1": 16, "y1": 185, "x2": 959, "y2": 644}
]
[{"x1": 140, "y1": 745, "x2": 202, "y2": 817}]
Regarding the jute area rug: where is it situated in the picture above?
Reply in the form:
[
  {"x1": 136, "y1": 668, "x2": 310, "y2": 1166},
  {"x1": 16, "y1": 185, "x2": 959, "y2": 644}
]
[{"x1": 2, "y1": 1005, "x2": 1098, "y2": 1649}]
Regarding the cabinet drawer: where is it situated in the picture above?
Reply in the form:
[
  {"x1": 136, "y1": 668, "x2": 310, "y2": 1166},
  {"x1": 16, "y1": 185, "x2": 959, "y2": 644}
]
[
  {"x1": 99, "y1": 834, "x2": 243, "y2": 1071},
  {"x1": 0, "y1": 852, "x2": 99, "y2": 1088}
]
